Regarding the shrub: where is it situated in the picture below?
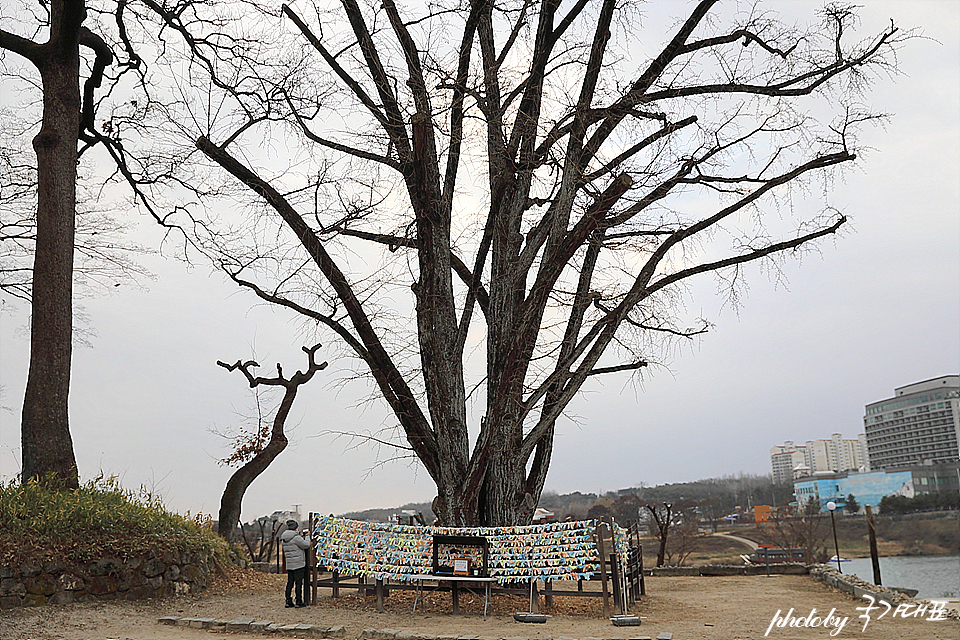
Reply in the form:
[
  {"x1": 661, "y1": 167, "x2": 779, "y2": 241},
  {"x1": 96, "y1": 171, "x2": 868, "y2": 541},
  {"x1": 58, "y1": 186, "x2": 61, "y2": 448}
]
[{"x1": 0, "y1": 474, "x2": 226, "y2": 565}]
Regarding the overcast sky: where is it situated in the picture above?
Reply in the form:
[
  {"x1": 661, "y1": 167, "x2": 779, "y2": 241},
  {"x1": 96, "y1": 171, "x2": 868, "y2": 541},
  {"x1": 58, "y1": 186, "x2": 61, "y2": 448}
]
[{"x1": 1, "y1": 1, "x2": 958, "y2": 524}]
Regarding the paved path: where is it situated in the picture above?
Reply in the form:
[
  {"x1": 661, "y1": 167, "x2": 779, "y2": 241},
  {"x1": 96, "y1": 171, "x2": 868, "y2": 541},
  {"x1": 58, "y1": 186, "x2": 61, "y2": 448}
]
[{"x1": 711, "y1": 532, "x2": 758, "y2": 550}]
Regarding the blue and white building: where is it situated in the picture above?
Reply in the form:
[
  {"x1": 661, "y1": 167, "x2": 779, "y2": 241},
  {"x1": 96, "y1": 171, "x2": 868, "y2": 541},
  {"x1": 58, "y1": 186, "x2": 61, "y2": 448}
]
[{"x1": 793, "y1": 461, "x2": 960, "y2": 513}]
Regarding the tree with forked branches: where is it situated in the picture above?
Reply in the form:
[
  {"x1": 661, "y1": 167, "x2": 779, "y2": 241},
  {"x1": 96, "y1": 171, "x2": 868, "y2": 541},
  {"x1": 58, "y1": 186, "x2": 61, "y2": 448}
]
[
  {"x1": 215, "y1": 343, "x2": 328, "y2": 542},
  {"x1": 122, "y1": 0, "x2": 907, "y2": 526}
]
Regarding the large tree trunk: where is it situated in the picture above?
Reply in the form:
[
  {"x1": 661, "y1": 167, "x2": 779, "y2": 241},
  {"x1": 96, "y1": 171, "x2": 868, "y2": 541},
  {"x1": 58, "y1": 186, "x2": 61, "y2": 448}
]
[
  {"x1": 20, "y1": 0, "x2": 84, "y2": 488},
  {"x1": 217, "y1": 433, "x2": 288, "y2": 543},
  {"x1": 217, "y1": 388, "x2": 294, "y2": 543}
]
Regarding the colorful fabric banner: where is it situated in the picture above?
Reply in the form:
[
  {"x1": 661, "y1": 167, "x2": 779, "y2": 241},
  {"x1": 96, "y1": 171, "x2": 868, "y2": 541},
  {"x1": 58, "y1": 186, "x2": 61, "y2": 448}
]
[{"x1": 310, "y1": 515, "x2": 629, "y2": 584}]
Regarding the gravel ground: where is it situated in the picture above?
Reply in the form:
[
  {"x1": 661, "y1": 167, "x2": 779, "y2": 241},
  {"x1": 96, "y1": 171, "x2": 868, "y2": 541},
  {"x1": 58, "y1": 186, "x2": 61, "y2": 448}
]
[{"x1": 1, "y1": 567, "x2": 957, "y2": 640}]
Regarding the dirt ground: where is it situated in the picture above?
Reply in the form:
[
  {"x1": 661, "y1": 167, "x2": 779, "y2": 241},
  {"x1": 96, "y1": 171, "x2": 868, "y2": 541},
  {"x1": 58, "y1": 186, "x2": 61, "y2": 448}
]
[{"x1": 2, "y1": 568, "x2": 957, "y2": 640}]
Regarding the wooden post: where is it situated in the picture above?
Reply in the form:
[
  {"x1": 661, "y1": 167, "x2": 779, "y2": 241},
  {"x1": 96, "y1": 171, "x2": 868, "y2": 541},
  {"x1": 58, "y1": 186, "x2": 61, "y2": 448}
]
[
  {"x1": 530, "y1": 580, "x2": 540, "y2": 613},
  {"x1": 451, "y1": 580, "x2": 460, "y2": 614},
  {"x1": 865, "y1": 505, "x2": 882, "y2": 586},
  {"x1": 308, "y1": 512, "x2": 316, "y2": 606},
  {"x1": 631, "y1": 521, "x2": 645, "y2": 600},
  {"x1": 596, "y1": 522, "x2": 610, "y2": 617},
  {"x1": 376, "y1": 578, "x2": 385, "y2": 612},
  {"x1": 545, "y1": 579, "x2": 553, "y2": 610},
  {"x1": 610, "y1": 552, "x2": 622, "y2": 614},
  {"x1": 332, "y1": 570, "x2": 340, "y2": 598},
  {"x1": 638, "y1": 543, "x2": 646, "y2": 597}
]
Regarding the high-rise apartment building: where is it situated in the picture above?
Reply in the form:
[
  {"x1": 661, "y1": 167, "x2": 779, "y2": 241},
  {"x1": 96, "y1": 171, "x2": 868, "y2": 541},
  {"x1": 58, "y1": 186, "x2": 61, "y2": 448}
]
[
  {"x1": 770, "y1": 442, "x2": 807, "y2": 484},
  {"x1": 770, "y1": 434, "x2": 866, "y2": 484},
  {"x1": 863, "y1": 375, "x2": 960, "y2": 469}
]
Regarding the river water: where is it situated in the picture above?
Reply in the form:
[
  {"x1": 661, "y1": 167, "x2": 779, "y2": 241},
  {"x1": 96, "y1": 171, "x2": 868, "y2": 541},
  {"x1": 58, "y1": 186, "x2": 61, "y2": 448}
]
[{"x1": 841, "y1": 555, "x2": 960, "y2": 599}]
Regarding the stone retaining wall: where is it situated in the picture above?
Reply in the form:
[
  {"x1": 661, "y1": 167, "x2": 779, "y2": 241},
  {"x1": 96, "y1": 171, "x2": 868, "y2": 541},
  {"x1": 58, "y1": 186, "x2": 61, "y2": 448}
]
[
  {"x1": 0, "y1": 549, "x2": 212, "y2": 608},
  {"x1": 807, "y1": 563, "x2": 913, "y2": 604}
]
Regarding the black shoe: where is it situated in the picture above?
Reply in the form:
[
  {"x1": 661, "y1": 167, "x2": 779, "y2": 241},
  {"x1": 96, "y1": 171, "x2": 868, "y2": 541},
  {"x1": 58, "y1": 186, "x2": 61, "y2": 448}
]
[
  {"x1": 285, "y1": 602, "x2": 294, "y2": 608},
  {"x1": 295, "y1": 602, "x2": 306, "y2": 608}
]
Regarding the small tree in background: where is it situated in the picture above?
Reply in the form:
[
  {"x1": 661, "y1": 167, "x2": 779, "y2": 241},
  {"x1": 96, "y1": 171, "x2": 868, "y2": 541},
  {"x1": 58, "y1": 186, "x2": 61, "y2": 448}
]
[
  {"x1": 662, "y1": 500, "x2": 704, "y2": 566},
  {"x1": 759, "y1": 497, "x2": 830, "y2": 563},
  {"x1": 844, "y1": 493, "x2": 860, "y2": 515}
]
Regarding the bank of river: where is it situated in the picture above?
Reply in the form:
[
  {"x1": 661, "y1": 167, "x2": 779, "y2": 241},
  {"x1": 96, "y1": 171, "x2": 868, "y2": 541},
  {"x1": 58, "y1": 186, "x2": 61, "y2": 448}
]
[{"x1": 842, "y1": 555, "x2": 959, "y2": 598}]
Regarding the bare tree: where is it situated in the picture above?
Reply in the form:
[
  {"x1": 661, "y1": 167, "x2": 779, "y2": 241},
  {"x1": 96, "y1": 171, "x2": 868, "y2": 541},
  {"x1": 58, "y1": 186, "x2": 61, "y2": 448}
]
[
  {"x1": 0, "y1": 0, "x2": 121, "y2": 486},
  {"x1": 216, "y1": 343, "x2": 328, "y2": 542},
  {"x1": 662, "y1": 504, "x2": 704, "y2": 567},
  {"x1": 643, "y1": 501, "x2": 674, "y2": 568},
  {"x1": 757, "y1": 497, "x2": 830, "y2": 563},
  {"x1": 240, "y1": 516, "x2": 283, "y2": 563},
  {"x1": 0, "y1": 116, "x2": 152, "y2": 305},
  {"x1": 138, "y1": 0, "x2": 907, "y2": 525},
  {"x1": 0, "y1": 0, "x2": 179, "y2": 485}
]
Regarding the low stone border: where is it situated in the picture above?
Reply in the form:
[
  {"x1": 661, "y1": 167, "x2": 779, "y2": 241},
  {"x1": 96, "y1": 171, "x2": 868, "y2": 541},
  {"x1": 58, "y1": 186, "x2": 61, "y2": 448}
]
[
  {"x1": 808, "y1": 563, "x2": 960, "y2": 620},
  {"x1": 158, "y1": 617, "x2": 655, "y2": 640},
  {"x1": 159, "y1": 616, "x2": 345, "y2": 637},
  {"x1": 808, "y1": 564, "x2": 913, "y2": 605}
]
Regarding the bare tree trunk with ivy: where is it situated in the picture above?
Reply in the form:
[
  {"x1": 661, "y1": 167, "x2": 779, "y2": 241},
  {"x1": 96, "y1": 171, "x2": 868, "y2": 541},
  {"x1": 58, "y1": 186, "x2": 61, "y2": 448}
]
[{"x1": 215, "y1": 344, "x2": 327, "y2": 543}]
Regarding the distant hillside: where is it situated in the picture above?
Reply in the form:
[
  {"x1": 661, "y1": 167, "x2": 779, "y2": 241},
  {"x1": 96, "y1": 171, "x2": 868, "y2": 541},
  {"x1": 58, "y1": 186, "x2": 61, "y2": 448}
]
[
  {"x1": 339, "y1": 501, "x2": 435, "y2": 523},
  {"x1": 330, "y1": 473, "x2": 789, "y2": 524}
]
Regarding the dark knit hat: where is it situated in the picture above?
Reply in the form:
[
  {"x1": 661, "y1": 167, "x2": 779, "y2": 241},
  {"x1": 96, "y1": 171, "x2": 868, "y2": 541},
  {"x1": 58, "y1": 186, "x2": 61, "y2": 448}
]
[{"x1": 286, "y1": 519, "x2": 298, "y2": 530}]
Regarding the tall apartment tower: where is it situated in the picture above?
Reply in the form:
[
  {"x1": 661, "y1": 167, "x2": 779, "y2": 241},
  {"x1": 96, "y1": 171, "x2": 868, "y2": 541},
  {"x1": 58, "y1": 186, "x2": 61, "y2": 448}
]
[
  {"x1": 771, "y1": 434, "x2": 865, "y2": 483},
  {"x1": 770, "y1": 442, "x2": 807, "y2": 484},
  {"x1": 863, "y1": 375, "x2": 960, "y2": 469}
]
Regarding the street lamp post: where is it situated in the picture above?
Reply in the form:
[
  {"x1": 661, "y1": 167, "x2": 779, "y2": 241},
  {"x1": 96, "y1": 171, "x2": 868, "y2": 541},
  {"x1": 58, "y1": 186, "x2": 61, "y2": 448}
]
[{"x1": 826, "y1": 501, "x2": 842, "y2": 573}]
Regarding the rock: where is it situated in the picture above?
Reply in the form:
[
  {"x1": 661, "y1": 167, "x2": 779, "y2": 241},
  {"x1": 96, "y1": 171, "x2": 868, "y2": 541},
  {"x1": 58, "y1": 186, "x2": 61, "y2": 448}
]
[
  {"x1": 194, "y1": 618, "x2": 217, "y2": 629},
  {"x1": 23, "y1": 573, "x2": 57, "y2": 596},
  {"x1": 88, "y1": 557, "x2": 123, "y2": 577},
  {"x1": 181, "y1": 564, "x2": 202, "y2": 581},
  {"x1": 143, "y1": 558, "x2": 166, "y2": 578},
  {"x1": 22, "y1": 593, "x2": 47, "y2": 607},
  {"x1": 118, "y1": 568, "x2": 146, "y2": 591},
  {"x1": 251, "y1": 620, "x2": 275, "y2": 632},
  {"x1": 125, "y1": 584, "x2": 158, "y2": 600},
  {"x1": 1, "y1": 578, "x2": 25, "y2": 596},
  {"x1": 227, "y1": 617, "x2": 256, "y2": 631},
  {"x1": 42, "y1": 559, "x2": 68, "y2": 574},
  {"x1": 86, "y1": 575, "x2": 119, "y2": 595},
  {"x1": 49, "y1": 590, "x2": 76, "y2": 604},
  {"x1": 58, "y1": 573, "x2": 85, "y2": 591}
]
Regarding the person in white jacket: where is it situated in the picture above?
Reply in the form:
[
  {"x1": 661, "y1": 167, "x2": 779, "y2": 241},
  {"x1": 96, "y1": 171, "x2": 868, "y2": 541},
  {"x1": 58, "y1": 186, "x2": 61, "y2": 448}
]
[{"x1": 281, "y1": 519, "x2": 310, "y2": 607}]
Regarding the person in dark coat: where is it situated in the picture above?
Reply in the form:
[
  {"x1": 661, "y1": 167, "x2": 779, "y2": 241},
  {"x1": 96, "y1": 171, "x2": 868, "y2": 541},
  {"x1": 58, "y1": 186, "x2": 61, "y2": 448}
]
[{"x1": 280, "y1": 519, "x2": 310, "y2": 607}]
